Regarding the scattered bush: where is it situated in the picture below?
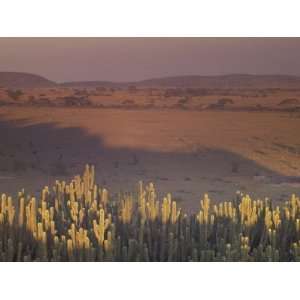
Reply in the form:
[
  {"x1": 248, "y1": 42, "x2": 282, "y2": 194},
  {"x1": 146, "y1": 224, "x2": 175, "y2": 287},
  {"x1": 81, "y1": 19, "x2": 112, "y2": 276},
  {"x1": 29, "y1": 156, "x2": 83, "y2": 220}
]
[
  {"x1": 122, "y1": 99, "x2": 135, "y2": 106},
  {"x1": 6, "y1": 89, "x2": 23, "y2": 101},
  {"x1": 278, "y1": 98, "x2": 300, "y2": 106},
  {"x1": 207, "y1": 98, "x2": 234, "y2": 110},
  {"x1": 217, "y1": 98, "x2": 234, "y2": 105},
  {"x1": 63, "y1": 96, "x2": 92, "y2": 107},
  {"x1": 177, "y1": 97, "x2": 189, "y2": 105}
]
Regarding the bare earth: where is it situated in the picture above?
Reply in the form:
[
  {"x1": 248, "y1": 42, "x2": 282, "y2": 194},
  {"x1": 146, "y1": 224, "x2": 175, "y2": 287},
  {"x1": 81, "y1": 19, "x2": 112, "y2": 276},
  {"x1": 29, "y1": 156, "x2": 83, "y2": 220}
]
[{"x1": 0, "y1": 106, "x2": 299, "y2": 212}]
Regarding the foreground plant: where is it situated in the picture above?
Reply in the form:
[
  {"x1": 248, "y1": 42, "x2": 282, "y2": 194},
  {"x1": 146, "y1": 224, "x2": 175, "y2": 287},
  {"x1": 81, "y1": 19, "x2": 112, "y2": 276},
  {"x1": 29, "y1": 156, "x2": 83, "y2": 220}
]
[{"x1": 0, "y1": 164, "x2": 299, "y2": 262}]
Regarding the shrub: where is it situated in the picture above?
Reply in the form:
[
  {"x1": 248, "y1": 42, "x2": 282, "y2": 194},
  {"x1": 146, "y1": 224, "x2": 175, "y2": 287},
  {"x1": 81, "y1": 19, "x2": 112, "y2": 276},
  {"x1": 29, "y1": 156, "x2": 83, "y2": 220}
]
[{"x1": 6, "y1": 89, "x2": 23, "y2": 101}]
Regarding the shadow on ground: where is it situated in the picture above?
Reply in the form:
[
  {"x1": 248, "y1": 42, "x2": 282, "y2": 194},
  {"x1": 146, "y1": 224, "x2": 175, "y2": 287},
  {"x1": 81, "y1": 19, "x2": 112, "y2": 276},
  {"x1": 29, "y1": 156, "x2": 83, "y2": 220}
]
[{"x1": 0, "y1": 118, "x2": 299, "y2": 211}]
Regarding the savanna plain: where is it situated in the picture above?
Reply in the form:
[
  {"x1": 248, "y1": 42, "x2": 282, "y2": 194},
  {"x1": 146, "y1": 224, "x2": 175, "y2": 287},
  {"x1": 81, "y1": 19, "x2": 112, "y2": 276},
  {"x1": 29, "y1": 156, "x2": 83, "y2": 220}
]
[{"x1": 0, "y1": 74, "x2": 300, "y2": 261}]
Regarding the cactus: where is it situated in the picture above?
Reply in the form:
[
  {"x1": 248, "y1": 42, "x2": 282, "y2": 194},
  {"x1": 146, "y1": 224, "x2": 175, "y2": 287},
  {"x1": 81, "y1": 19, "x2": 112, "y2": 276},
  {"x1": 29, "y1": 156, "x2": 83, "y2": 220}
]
[{"x1": 0, "y1": 164, "x2": 299, "y2": 261}]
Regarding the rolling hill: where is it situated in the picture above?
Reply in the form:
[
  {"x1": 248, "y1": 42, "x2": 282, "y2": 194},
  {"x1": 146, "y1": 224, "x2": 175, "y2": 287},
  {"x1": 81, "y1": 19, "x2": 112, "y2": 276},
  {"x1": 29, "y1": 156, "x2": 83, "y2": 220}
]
[
  {"x1": 0, "y1": 72, "x2": 56, "y2": 88},
  {"x1": 62, "y1": 74, "x2": 300, "y2": 89},
  {"x1": 1, "y1": 72, "x2": 300, "y2": 89}
]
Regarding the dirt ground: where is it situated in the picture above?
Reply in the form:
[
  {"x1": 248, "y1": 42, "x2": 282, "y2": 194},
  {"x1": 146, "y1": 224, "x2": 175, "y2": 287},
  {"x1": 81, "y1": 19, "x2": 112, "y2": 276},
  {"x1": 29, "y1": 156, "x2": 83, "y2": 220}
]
[{"x1": 0, "y1": 106, "x2": 299, "y2": 212}]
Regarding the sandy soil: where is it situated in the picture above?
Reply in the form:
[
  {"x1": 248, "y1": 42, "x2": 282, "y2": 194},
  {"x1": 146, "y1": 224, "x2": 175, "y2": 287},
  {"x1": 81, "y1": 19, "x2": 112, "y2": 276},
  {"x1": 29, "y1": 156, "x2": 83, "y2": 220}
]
[{"x1": 0, "y1": 107, "x2": 299, "y2": 212}]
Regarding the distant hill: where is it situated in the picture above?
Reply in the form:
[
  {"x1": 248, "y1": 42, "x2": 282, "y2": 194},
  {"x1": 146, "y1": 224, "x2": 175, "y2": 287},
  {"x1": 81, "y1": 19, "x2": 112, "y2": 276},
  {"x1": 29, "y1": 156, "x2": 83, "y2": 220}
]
[
  {"x1": 0, "y1": 72, "x2": 56, "y2": 88},
  {"x1": 138, "y1": 74, "x2": 300, "y2": 89},
  {"x1": 62, "y1": 74, "x2": 300, "y2": 89},
  {"x1": 2, "y1": 72, "x2": 300, "y2": 89},
  {"x1": 61, "y1": 81, "x2": 123, "y2": 89}
]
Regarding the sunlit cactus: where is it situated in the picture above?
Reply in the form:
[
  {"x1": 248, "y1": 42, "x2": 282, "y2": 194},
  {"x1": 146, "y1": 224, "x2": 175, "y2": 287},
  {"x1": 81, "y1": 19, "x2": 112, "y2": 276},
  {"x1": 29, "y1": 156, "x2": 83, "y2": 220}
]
[
  {"x1": 17, "y1": 196, "x2": 24, "y2": 228},
  {"x1": 101, "y1": 188, "x2": 108, "y2": 207},
  {"x1": 161, "y1": 195, "x2": 171, "y2": 224},
  {"x1": 67, "y1": 239, "x2": 73, "y2": 259},
  {"x1": 171, "y1": 201, "x2": 180, "y2": 224},
  {"x1": 29, "y1": 197, "x2": 37, "y2": 234},
  {"x1": 120, "y1": 196, "x2": 133, "y2": 224},
  {"x1": 0, "y1": 164, "x2": 299, "y2": 261}
]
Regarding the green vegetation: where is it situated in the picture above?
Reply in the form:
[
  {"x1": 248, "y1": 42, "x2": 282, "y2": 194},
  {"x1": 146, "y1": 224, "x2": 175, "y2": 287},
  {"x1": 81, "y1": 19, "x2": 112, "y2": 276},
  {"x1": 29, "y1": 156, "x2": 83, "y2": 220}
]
[
  {"x1": 0, "y1": 164, "x2": 299, "y2": 261},
  {"x1": 6, "y1": 89, "x2": 23, "y2": 101}
]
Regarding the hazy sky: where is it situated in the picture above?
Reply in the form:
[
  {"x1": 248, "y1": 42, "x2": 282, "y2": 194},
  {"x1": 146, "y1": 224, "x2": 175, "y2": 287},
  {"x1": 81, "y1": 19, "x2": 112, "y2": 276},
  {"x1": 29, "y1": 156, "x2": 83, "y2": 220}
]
[{"x1": 1, "y1": 38, "x2": 300, "y2": 82}]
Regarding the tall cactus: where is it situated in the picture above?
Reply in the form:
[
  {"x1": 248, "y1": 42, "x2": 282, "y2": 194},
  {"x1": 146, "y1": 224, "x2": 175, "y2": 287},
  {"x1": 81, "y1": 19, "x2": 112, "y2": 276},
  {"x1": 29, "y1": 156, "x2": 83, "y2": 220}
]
[{"x1": 0, "y1": 164, "x2": 299, "y2": 261}]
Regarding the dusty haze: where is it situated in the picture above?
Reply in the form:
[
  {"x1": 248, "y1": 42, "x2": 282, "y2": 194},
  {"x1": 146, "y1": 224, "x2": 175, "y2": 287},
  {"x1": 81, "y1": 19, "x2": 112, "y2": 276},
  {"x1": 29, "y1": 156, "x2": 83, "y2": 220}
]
[{"x1": 1, "y1": 38, "x2": 300, "y2": 82}]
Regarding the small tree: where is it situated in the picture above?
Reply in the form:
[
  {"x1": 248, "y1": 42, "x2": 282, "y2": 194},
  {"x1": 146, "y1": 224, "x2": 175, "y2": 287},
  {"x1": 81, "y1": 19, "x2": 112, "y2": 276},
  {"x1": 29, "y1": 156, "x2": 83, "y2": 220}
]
[{"x1": 7, "y1": 89, "x2": 23, "y2": 101}]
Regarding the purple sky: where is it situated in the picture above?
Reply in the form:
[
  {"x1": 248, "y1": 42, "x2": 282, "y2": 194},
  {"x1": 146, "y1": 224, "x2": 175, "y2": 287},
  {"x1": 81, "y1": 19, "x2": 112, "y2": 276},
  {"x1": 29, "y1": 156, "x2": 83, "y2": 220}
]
[{"x1": 0, "y1": 38, "x2": 300, "y2": 82}]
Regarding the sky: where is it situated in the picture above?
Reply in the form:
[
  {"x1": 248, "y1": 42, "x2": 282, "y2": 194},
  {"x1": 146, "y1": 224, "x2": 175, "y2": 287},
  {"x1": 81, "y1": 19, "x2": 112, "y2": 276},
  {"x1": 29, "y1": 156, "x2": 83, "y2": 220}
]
[{"x1": 0, "y1": 38, "x2": 300, "y2": 82}]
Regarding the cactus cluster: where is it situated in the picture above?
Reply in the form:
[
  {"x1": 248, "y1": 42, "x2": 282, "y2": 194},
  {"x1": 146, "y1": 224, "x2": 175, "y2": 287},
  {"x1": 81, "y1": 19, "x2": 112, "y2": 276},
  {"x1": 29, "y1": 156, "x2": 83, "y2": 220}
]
[{"x1": 0, "y1": 164, "x2": 300, "y2": 261}]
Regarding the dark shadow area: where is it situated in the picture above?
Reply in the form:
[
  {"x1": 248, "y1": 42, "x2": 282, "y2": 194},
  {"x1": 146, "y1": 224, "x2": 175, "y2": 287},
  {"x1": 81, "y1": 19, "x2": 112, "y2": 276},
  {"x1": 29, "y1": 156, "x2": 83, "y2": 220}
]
[{"x1": 0, "y1": 117, "x2": 299, "y2": 211}]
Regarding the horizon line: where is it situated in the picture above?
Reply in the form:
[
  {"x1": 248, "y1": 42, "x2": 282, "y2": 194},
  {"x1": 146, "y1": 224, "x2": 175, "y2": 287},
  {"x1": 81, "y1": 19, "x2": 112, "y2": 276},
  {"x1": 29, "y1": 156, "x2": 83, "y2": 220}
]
[{"x1": 1, "y1": 71, "x2": 300, "y2": 84}]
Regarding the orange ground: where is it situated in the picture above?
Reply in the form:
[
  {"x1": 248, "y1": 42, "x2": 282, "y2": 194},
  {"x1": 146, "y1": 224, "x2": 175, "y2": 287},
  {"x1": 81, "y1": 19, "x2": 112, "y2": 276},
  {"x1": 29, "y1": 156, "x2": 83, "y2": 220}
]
[{"x1": 0, "y1": 107, "x2": 299, "y2": 211}]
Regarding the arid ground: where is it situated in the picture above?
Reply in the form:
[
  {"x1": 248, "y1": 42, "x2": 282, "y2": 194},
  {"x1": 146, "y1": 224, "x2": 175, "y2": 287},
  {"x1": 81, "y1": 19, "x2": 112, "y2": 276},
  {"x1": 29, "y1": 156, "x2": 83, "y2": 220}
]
[
  {"x1": 0, "y1": 102, "x2": 299, "y2": 211},
  {"x1": 1, "y1": 73, "x2": 300, "y2": 211}
]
